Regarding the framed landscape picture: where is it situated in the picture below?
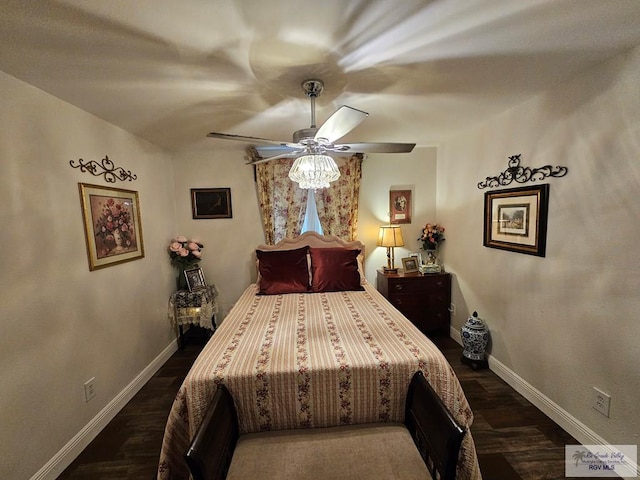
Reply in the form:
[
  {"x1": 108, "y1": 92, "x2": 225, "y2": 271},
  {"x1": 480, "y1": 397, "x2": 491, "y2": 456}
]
[
  {"x1": 483, "y1": 184, "x2": 549, "y2": 257},
  {"x1": 191, "y1": 188, "x2": 232, "y2": 219},
  {"x1": 401, "y1": 257, "x2": 419, "y2": 273},
  {"x1": 79, "y1": 183, "x2": 145, "y2": 270}
]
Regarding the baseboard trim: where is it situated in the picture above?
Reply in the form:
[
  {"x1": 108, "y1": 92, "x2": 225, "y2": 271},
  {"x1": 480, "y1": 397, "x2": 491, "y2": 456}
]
[
  {"x1": 448, "y1": 326, "x2": 607, "y2": 446},
  {"x1": 486, "y1": 355, "x2": 608, "y2": 446},
  {"x1": 30, "y1": 339, "x2": 178, "y2": 480}
]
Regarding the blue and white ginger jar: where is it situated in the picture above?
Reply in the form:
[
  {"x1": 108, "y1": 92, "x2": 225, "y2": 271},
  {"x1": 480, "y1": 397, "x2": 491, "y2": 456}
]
[{"x1": 461, "y1": 311, "x2": 489, "y2": 361}]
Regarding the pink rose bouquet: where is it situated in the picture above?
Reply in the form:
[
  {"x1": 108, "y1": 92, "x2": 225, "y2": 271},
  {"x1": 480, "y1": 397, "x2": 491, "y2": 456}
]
[{"x1": 168, "y1": 235, "x2": 203, "y2": 268}]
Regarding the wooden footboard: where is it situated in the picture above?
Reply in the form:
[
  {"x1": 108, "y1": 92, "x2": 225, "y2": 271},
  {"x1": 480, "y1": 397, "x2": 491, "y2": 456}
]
[
  {"x1": 405, "y1": 371, "x2": 466, "y2": 480},
  {"x1": 184, "y1": 384, "x2": 239, "y2": 480},
  {"x1": 186, "y1": 372, "x2": 466, "y2": 480}
]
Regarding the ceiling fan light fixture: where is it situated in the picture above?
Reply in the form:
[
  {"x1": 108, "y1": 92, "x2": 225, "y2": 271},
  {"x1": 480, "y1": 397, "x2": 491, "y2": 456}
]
[{"x1": 288, "y1": 154, "x2": 340, "y2": 190}]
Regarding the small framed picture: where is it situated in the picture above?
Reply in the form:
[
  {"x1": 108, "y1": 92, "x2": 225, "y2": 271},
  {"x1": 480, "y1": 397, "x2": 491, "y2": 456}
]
[
  {"x1": 401, "y1": 257, "x2": 419, "y2": 274},
  {"x1": 389, "y1": 189, "x2": 412, "y2": 224},
  {"x1": 484, "y1": 184, "x2": 549, "y2": 257},
  {"x1": 184, "y1": 267, "x2": 206, "y2": 292},
  {"x1": 191, "y1": 188, "x2": 232, "y2": 219}
]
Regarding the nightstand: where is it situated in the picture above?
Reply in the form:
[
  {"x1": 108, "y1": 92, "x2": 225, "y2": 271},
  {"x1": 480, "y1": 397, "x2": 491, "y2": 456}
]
[
  {"x1": 169, "y1": 284, "x2": 218, "y2": 348},
  {"x1": 376, "y1": 270, "x2": 451, "y2": 335}
]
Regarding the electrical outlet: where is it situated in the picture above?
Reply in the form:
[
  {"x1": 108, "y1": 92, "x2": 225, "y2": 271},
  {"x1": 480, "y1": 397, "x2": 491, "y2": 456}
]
[
  {"x1": 592, "y1": 387, "x2": 610, "y2": 417},
  {"x1": 449, "y1": 303, "x2": 456, "y2": 316},
  {"x1": 84, "y1": 377, "x2": 96, "y2": 402}
]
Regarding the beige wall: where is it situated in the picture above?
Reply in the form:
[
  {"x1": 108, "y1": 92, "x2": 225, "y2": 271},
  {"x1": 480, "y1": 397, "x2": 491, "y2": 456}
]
[
  {"x1": 437, "y1": 46, "x2": 640, "y2": 446},
  {"x1": 169, "y1": 146, "x2": 266, "y2": 316},
  {"x1": 358, "y1": 147, "x2": 438, "y2": 284},
  {"x1": 0, "y1": 71, "x2": 178, "y2": 479}
]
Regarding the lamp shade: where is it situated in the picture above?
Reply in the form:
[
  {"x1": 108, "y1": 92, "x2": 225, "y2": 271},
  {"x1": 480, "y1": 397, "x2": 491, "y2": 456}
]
[
  {"x1": 288, "y1": 154, "x2": 340, "y2": 189},
  {"x1": 377, "y1": 226, "x2": 405, "y2": 247}
]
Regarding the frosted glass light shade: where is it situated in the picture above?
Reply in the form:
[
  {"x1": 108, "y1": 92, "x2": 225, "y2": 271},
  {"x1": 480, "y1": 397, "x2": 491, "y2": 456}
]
[{"x1": 288, "y1": 154, "x2": 340, "y2": 190}]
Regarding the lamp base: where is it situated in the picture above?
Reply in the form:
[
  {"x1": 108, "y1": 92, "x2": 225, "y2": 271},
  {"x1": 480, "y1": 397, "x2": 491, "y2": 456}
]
[{"x1": 383, "y1": 266, "x2": 398, "y2": 273}]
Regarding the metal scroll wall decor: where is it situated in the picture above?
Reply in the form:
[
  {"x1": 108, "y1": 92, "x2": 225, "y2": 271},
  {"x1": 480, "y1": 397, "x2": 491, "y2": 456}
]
[
  {"x1": 70, "y1": 155, "x2": 137, "y2": 183},
  {"x1": 477, "y1": 154, "x2": 567, "y2": 189}
]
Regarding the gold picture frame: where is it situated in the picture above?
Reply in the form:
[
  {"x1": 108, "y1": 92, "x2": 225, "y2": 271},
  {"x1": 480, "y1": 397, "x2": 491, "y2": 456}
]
[
  {"x1": 79, "y1": 183, "x2": 145, "y2": 270},
  {"x1": 401, "y1": 257, "x2": 419, "y2": 274}
]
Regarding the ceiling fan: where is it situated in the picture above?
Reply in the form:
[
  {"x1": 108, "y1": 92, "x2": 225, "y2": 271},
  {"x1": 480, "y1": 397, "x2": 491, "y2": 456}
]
[{"x1": 207, "y1": 79, "x2": 416, "y2": 165}]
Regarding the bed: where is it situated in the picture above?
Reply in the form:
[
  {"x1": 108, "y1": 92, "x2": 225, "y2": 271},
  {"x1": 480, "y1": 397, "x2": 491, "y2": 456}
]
[{"x1": 157, "y1": 232, "x2": 482, "y2": 480}]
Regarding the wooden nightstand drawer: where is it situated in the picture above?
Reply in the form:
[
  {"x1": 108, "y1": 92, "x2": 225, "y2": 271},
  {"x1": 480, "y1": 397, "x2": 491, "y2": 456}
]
[
  {"x1": 388, "y1": 279, "x2": 425, "y2": 294},
  {"x1": 388, "y1": 293, "x2": 425, "y2": 309},
  {"x1": 377, "y1": 270, "x2": 451, "y2": 336}
]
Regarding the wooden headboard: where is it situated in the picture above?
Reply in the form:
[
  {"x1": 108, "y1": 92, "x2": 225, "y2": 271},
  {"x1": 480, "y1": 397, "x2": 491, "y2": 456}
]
[{"x1": 257, "y1": 231, "x2": 364, "y2": 253}]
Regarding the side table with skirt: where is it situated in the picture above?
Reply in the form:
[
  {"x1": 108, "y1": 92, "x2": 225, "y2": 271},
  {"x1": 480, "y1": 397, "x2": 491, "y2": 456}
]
[{"x1": 168, "y1": 284, "x2": 218, "y2": 348}]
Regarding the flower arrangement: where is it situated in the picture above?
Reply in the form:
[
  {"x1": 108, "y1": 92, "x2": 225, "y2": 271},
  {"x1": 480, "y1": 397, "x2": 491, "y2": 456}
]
[
  {"x1": 418, "y1": 223, "x2": 445, "y2": 251},
  {"x1": 94, "y1": 198, "x2": 133, "y2": 252},
  {"x1": 168, "y1": 235, "x2": 204, "y2": 268}
]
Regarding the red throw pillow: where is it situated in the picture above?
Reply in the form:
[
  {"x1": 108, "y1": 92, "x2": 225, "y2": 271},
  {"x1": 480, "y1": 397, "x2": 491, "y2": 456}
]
[
  {"x1": 256, "y1": 247, "x2": 310, "y2": 295},
  {"x1": 309, "y1": 247, "x2": 364, "y2": 293}
]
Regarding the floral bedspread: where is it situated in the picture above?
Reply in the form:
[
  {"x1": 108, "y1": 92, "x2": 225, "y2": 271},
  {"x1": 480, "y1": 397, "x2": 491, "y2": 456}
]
[{"x1": 158, "y1": 283, "x2": 482, "y2": 480}]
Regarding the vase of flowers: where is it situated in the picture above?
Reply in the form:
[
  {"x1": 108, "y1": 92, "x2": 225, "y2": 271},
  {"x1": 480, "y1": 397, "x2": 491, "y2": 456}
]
[
  {"x1": 418, "y1": 223, "x2": 445, "y2": 265},
  {"x1": 168, "y1": 235, "x2": 204, "y2": 290}
]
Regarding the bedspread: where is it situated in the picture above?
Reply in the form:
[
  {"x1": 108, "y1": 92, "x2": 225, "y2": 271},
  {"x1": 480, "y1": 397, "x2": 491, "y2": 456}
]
[{"x1": 158, "y1": 283, "x2": 482, "y2": 480}]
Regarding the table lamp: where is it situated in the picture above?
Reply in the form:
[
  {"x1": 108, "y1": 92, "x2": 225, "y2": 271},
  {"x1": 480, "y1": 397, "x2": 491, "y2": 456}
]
[{"x1": 377, "y1": 225, "x2": 404, "y2": 273}]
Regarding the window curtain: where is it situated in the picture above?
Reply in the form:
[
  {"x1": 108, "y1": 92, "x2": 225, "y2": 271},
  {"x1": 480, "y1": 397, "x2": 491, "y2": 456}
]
[
  {"x1": 255, "y1": 157, "x2": 307, "y2": 245},
  {"x1": 254, "y1": 153, "x2": 363, "y2": 244},
  {"x1": 315, "y1": 154, "x2": 362, "y2": 241}
]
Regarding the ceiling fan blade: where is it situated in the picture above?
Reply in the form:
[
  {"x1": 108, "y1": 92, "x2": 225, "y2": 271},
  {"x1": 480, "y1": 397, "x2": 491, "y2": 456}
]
[
  {"x1": 254, "y1": 145, "x2": 304, "y2": 155},
  {"x1": 314, "y1": 106, "x2": 368, "y2": 144},
  {"x1": 207, "y1": 132, "x2": 289, "y2": 146},
  {"x1": 331, "y1": 142, "x2": 416, "y2": 154},
  {"x1": 247, "y1": 152, "x2": 300, "y2": 165}
]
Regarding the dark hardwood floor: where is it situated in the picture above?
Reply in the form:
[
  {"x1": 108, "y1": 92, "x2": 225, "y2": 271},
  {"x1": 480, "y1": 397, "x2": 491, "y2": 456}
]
[
  {"x1": 57, "y1": 330, "x2": 581, "y2": 480},
  {"x1": 435, "y1": 336, "x2": 582, "y2": 480},
  {"x1": 56, "y1": 329, "x2": 211, "y2": 480}
]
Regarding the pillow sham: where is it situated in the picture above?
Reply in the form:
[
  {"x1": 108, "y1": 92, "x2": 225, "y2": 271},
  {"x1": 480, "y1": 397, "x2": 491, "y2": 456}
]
[
  {"x1": 256, "y1": 246, "x2": 310, "y2": 295},
  {"x1": 309, "y1": 247, "x2": 364, "y2": 293}
]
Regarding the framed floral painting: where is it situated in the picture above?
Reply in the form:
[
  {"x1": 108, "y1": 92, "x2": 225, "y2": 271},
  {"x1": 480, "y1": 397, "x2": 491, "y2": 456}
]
[
  {"x1": 79, "y1": 183, "x2": 145, "y2": 270},
  {"x1": 483, "y1": 184, "x2": 549, "y2": 257}
]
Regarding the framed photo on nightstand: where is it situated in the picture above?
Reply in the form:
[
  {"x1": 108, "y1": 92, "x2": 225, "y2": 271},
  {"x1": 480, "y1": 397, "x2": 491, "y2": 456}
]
[
  {"x1": 184, "y1": 267, "x2": 206, "y2": 292},
  {"x1": 401, "y1": 257, "x2": 419, "y2": 273}
]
